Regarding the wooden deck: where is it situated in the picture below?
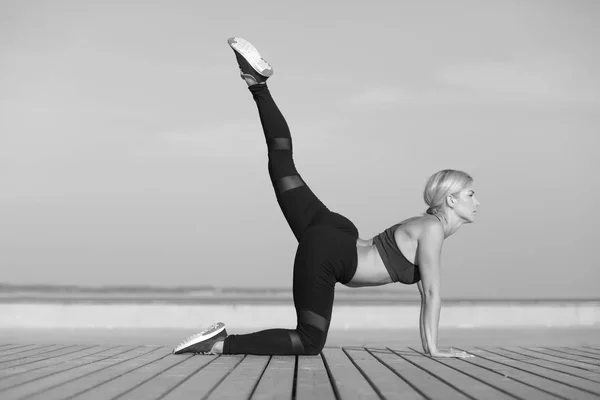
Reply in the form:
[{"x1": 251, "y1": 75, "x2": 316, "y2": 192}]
[{"x1": 0, "y1": 343, "x2": 599, "y2": 399}]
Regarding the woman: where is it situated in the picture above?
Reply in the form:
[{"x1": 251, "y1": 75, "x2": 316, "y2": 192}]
[{"x1": 173, "y1": 37, "x2": 479, "y2": 358}]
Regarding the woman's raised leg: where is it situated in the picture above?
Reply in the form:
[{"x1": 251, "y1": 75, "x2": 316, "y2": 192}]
[
  {"x1": 249, "y1": 84, "x2": 329, "y2": 242},
  {"x1": 229, "y1": 37, "x2": 329, "y2": 243}
]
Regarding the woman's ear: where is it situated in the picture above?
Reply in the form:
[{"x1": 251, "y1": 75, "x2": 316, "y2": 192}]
[{"x1": 446, "y1": 194, "x2": 455, "y2": 209}]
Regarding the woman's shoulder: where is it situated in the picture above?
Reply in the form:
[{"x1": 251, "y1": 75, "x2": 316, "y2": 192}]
[{"x1": 395, "y1": 215, "x2": 443, "y2": 239}]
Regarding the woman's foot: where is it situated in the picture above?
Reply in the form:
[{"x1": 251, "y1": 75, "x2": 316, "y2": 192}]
[
  {"x1": 173, "y1": 322, "x2": 228, "y2": 354},
  {"x1": 227, "y1": 37, "x2": 273, "y2": 86}
]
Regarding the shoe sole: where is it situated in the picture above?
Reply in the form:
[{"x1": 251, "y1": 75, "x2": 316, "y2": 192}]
[
  {"x1": 173, "y1": 322, "x2": 226, "y2": 354},
  {"x1": 227, "y1": 37, "x2": 273, "y2": 77}
]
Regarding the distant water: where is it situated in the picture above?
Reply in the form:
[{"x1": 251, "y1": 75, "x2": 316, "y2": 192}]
[
  {"x1": 0, "y1": 282, "x2": 417, "y2": 304},
  {"x1": 1, "y1": 283, "x2": 597, "y2": 304}
]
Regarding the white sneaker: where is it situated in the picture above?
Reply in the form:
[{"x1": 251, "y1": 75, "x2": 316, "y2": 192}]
[
  {"x1": 227, "y1": 37, "x2": 273, "y2": 84},
  {"x1": 173, "y1": 322, "x2": 227, "y2": 354}
]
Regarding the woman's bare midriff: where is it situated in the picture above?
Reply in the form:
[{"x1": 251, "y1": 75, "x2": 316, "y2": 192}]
[{"x1": 345, "y1": 216, "x2": 424, "y2": 288}]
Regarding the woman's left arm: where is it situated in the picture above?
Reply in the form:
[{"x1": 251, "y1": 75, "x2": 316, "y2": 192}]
[{"x1": 417, "y1": 281, "x2": 429, "y2": 354}]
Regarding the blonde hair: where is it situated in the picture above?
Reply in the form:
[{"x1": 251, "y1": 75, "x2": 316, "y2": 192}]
[{"x1": 423, "y1": 169, "x2": 473, "y2": 217}]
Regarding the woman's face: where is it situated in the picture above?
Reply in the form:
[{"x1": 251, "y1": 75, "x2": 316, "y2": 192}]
[{"x1": 452, "y1": 184, "x2": 480, "y2": 222}]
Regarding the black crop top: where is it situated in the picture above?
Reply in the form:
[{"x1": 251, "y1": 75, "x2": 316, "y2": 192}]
[{"x1": 372, "y1": 223, "x2": 421, "y2": 284}]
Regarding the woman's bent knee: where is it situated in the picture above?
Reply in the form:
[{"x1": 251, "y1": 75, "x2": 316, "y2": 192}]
[{"x1": 299, "y1": 332, "x2": 327, "y2": 355}]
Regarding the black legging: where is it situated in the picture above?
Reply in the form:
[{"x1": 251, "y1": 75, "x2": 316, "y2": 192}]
[{"x1": 222, "y1": 84, "x2": 359, "y2": 355}]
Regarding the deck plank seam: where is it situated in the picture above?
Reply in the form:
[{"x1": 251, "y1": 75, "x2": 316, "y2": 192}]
[
  {"x1": 0, "y1": 344, "x2": 22, "y2": 351},
  {"x1": 0, "y1": 344, "x2": 76, "y2": 366},
  {"x1": 503, "y1": 348, "x2": 600, "y2": 381},
  {"x1": 549, "y1": 347, "x2": 600, "y2": 361},
  {"x1": 16, "y1": 346, "x2": 160, "y2": 400},
  {"x1": 405, "y1": 347, "x2": 525, "y2": 400},
  {"x1": 0, "y1": 344, "x2": 56, "y2": 359},
  {"x1": 470, "y1": 347, "x2": 598, "y2": 397},
  {"x1": 149, "y1": 354, "x2": 242, "y2": 400},
  {"x1": 562, "y1": 347, "x2": 600, "y2": 359},
  {"x1": 454, "y1": 347, "x2": 569, "y2": 400},
  {"x1": 487, "y1": 348, "x2": 600, "y2": 391},
  {"x1": 0, "y1": 345, "x2": 102, "y2": 375},
  {"x1": 246, "y1": 355, "x2": 273, "y2": 400},
  {"x1": 0, "y1": 344, "x2": 36, "y2": 355},
  {"x1": 0, "y1": 344, "x2": 32, "y2": 352},
  {"x1": 580, "y1": 347, "x2": 600, "y2": 357},
  {"x1": 388, "y1": 347, "x2": 478, "y2": 400},
  {"x1": 520, "y1": 347, "x2": 600, "y2": 368},
  {"x1": 194, "y1": 355, "x2": 246, "y2": 400},
  {"x1": 340, "y1": 347, "x2": 385, "y2": 399},
  {"x1": 291, "y1": 354, "x2": 299, "y2": 400},
  {"x1": 0, "y1": 345, "x2": 121, "y2": 392},
  {"x1": 110, "y1": 353, "x2": 196, "y2": 400},
  {"x1": 148, "y1": 354, "x2": 221, "y2": 400},
  {"x1": 364, "y1": 348, "x2": 430, "y2": 400},
  {"x1": 320, "y1": 349, "x2": 343, "y2": 400},
  {"x1": 60, "y1": 347, "x2": 174, "y2": 400}
]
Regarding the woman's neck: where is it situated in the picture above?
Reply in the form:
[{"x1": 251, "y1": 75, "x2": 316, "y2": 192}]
[{"x1": 437, "y1": 212, "x2": 467, "y2": 238}]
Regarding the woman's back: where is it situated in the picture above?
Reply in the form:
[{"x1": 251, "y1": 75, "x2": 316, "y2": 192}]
[{"x1": 347, "y1": 215, "x2": 440, "y2": 287}]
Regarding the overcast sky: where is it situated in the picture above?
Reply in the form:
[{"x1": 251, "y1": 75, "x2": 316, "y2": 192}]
[{"x1": 1, "y1": 0, "x2": 598, "y2": 298}]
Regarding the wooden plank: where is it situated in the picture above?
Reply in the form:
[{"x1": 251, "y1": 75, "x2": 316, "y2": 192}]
[
  {"x1": 0, "y1": 344, "x2": 55, "y2": 359},
  {"x1": 160, "y1": 355, "x2": 244, "y2": 399},
  {"x1": 528, "y1": 347, "x2": 600, "y2": 368},
  {"x1": 397, "y1": 348, "x2": 513, "y2": 400},
  {"x1": 582, "y1": 346, "x2": 600, "y2": 354},
  {"x1": 207, "y1": 355, "x2": 269, "y2": 399},
  {"x1": 507, "y1": 347, "x2": 600, "y2": 370},
  {"x1": 0, "y1": 344, "x2": 73, "y2": 365},
  {"x1": 0, "y1": 343, "x2": 33, "y2": 355},
  {"x1": 429, "y1": 351, "x2": 560, "y2": 399},
  {"x1": 106, "y1": 353, "x2": 216, "y2": 400},
  {"x1": 251, "y1": 356, "x2": 294, "y2": 400},
  {"x1": 371, "y1": 348, "x2": 469, "y2": 400},
  {"x1": 500, "y1": 347, "x2": 600, "y2": 381},
  {"x1": 0, "y1": 346, "x2": 151, "y2": 399},
  {"x1": 0, "y1": 344, "x2": 39, "y2": 357},
  {"x1": 563, "y1": 347, "x2": 600, "y2": 359},
  {"x1": 466, "y1": 347, "x2": 600, "y2": 400},
  {"x1": 580, "y1": 347, "x2": 600, "y2": 357},
  {"x1": 117, "y1": 355, "x2": 217, "y2": 400},
  {"x1": 472, "y1": 348, "x2": 600, "y2": 394},
  {"x1": 0, "y1": 345, "x2": 105, "y2": 379},
  {"x1": 453, "y1": 348, "x2": 565, "y2": 400},
  {"x1": 0, "y1": 344, "x2": 32, "y2": 353},
  {"x1": 0, "y1": 345, "x2": 82, "y2": 369},
  {"x1": 110, "y1": 355, "x2": 217, "y2": 400},
  {"x1": 296, "y1": 355, "x2": 336, "y2": 400},
  {"x1": 322, "y1": 348, "x2": 380, "y2": 399},
  {"x1": 69, "y1": 352, "x2": 195, "y2": 400},
  {"x1": 525, "y1": 348, "x2": 600, "y2": 376},
  {"x1": 345, "y1": 347, "x2": 424, "y2": 400},
  {"x1": 24, "y1": 347, "x2": 169, "y2": 400}
]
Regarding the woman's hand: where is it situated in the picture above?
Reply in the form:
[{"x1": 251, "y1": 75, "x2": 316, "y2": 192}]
[{"x1": 430, "y1": 348, "x2": 474, "y2": 358}]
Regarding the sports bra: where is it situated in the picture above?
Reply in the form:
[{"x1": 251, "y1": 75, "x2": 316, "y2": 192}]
[{"x1": 372, "y1": 223, "x2": 421, "y2": 284}]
